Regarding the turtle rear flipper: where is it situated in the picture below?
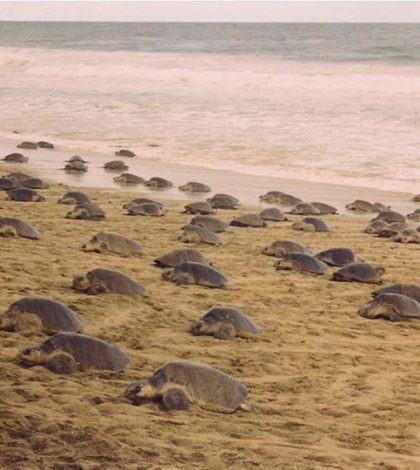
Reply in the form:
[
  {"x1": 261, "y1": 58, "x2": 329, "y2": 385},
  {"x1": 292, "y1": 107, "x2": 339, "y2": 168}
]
[{"x1": 45, "y1": 352, "x2": 77, "y2": 374}]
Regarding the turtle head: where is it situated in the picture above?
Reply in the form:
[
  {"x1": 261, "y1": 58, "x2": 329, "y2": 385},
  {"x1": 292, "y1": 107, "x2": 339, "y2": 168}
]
[
  {"x1": 19, "y1": 345, "x2": 46, "y2": 366},
  {"x1": 0, "y1": 310, "x2": 15, "y2": 330},
  {"x1": 374, "y1": 265, "x2": 386, "y2": 276},
  {"x1": 190, "y1": 319, "x2": 210, "y2": 336},
  {"x1": 125, "y1": 379, "x2": 155, "y2": 405},
  {"x1": 358, "y1": 296, "x2": 400, "y2": 321},
  {"x1": 72, "y1": 274, "x2": 91, "y2": 292},
  {"x1": 66, "y1": 207, "x2": 88, "y2": 219},
  {"x1": 81, "y1": 235, "x2": 106, "y2": 253},
  {"x1": 274, "y1": 258, "x2": 294, "y2": 271}
]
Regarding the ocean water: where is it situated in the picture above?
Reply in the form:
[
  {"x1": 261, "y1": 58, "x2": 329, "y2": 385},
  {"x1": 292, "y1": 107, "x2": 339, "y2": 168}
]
[{"x1": 0, "y1": 22, "x2": 419, "y2": 193}]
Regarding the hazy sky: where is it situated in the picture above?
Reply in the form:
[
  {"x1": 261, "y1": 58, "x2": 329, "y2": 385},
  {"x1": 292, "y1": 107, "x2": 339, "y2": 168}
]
[{"x1": 1, "y1": 1, "x2": 420, "y2": 23}]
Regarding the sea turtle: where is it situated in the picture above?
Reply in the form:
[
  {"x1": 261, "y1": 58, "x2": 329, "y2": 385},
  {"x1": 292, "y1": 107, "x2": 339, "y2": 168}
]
[
  {"x1": 17, "y1": 141, "x2": 37, "y2": 149},
  {"x1": 19, "y1": 332, "x2": 129, "y2": 373},
  {"x1": 259, "y1": 207, "x2": 287, "y2": 222},
  {"x1": 179, "y1": 182, "x2": 211, "y2": 193},
  {"x1": 66, "y1": 203, "x2": 106, "y2": 220},
  {"x1": 372, "y1": 210, "x2": 406, "y2": 224},
  {"x1": 288, "y1": 203, "x2": 320, "y2": 215},
  {"x1": 81, "y1": 232, "x2": 143, "y2": 257},
  {"x1": 37, "y1": 141, "x2": 54, "y2": 149},
  {"x1": 7, "y1": 188, "x2": 45, "y2": 202},
  {"x1": 376, "y1": 222, "x2": 408, "y2": 238},
  {"x1": 115, "y1": 149, "x2": 136, "y2": 157},
  {"x1": 189, "y1": 215, "x2": 228, "y2": 233},
  {"x1": 72, "y1": 268, "x2": 145, "y2": 295},
  {"x1": 183, "y1": 201, "x2": 215, "y2": 215},
  {"x1": 104, "y1": 160, "x2": 128, "y2": 171},
  {"x1": 230, "y1": 213, "x2": 266, "y2": 228},
  {"x1": 144, "y1": 177, "x2": 173, "y2": 189},
  {"x1": 7, "y1": 171, "x2": 33, "y2": 181},
  {"x1": 407, "y1": 209, "x2": 420, "y2": 222},
  {"x1": 57, "y1": 191, "x2": 91, "y2": 205},
  {"x1": 391, "y1": 228, "x2": 420, "y2": 244},
  {"x1": 113, "y1": 173, "x2": 145, "y2": 184},
  {"x1": 274, "y1": 253, "x2": 328, "y2": 275},
  {"x1": 345, "y1": 200, "x2": 387, "y2": 213},
  {"x1": 64, "y1": 161, "x2": 87, "y2": 172},
  {"x1": 259, "y1": 191, "x2": 302, "y2": 206},
  {"x1": 179, "y1": 224, "x2": 222, "y2": 245},
  {"x1": 0, "y1": 177, "x2": 20, "y2": 191},
  {"x1": 21, "y1": 178, "x2": 49, "y2": 189},
  {"x1": 125, "y1": 360, "x2": 247, "y2": 412},
  {"x1": 292, "y1": 217, "x2": 330, "y2": 232},
  {"x1": 162, "y1": 262, "x2": 227, "y2": 288},
  {"x1": 191, "y1": 306, "x2": 260, "y2": 339},
  {"x1": 359, "y1": 293, "x2": 420, "y2": 322},
  {"x1": 0, "y1": 217, "x2": 39, "y2": 239},
  {"x1": 125, "y1": 202, "x2": 166, "y2": 216},
  {"x1": 123, "y1": 198, "x2": 164, "y2": 210},
  {"x1": 262, "y1": 240, "x2": 311, "y2": 257},
  {"x1": 66, "y1": 155, "x2": 87, "y2": 163},
  {"x1": 207, "y1": 194, "x2": 239, "y2": 210},
  {"x1": 154, "y1": 248, "x2": 208, "y2": 268},
  {"x1": 373, "y1": 284, "x2": 420, "y2": 303},
  {"x1": 0, "y1": 297, "x2": 83, "y2": 333},
  {"x1": 3, "y1": 153, "x2": 28, "y2": 163},
  {"x1": 364, "y1": 220, "x2": 389, "y2": 234},
  {"x1": 413, "y1": 195, "x2": 420, "y2": 202},
  {"x1": 332, "y1": 263, "x2": 384, "y2": 284},
  {"x1": 315, "y1": 247, "x2": 355, "y2": 267},
  {"x1": 311, "y1": 202, "x2": 338, "y2": 215}
]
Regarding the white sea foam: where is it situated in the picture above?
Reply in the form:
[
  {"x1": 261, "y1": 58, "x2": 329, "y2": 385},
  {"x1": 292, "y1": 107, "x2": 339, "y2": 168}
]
[{"x1": 0, "y1": 47, "x2": 418, "y2": 193}]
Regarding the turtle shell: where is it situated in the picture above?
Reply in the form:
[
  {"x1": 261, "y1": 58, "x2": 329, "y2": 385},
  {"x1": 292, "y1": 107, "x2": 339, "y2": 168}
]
[
  {"x1": 104, "y1": 160, "x2": 128, "y2": 170},
  {"x1": 259, "y1": 191, "x2": 302, "y2": 206},
  {"x1": 7, "y1": 188, "x2": 44, "y2": 202},
  {"x1": 315, "y1": 247, "x2": 355, "y2": 267},
  {"x1": 180, "y1": 224, "x2": 222, "y2": 245},
  {"x1": 169, "y1": 262, "x2": 228, "y2": 288},
  {"x1": 298, "y1": 217, "x2": 330, "y2": 232},
  {"x1": 311, "y1": 202, "x2": 338, "y2": 215},
  {"x1": 359, "y1": 293, "x2": 420, "y2": 321},
  {"x1": 0, "y1": 177, "x2": 20, "y2": 190},
  {"x1": 372, "y1": 211, "x2": 406, "y2": 224},
  {"x1": 81, "y1": 232, "x2": 142, "y2": 257},
  {"x1": 154, "y1": 248, "x2": 207, "y2": 268},
  {"x1": 197, "y1": 306, "x2": 260, "y2": 337},
  {"x1": 190, "y1": 216, "x2": 228, "y2": 233},
  {"x1": 66, "y1": 203, "x2": 105, "y2": 220},
  {"x1": 3, "y1": 153, "x2": 29, "y2": 163},
  {"x1": 288, "y1": 203, "x2": 320, "y2": 215},
  {"x1": 58, "y1": 191, "x2": 91, "y2": 205},
  {"x1": 115, "y1": 149, "x2": 136, "y2": 157},
  {"x1": 64, "y1": 161, "x2": 87, "y2": 172},
  {"x1": 114, "y1": 173, "x2": 145, "y2": 184},
  {"x1": 207, "y1": 194, "x2": 239, "y2": 209},
  {"x1": 179, "y1": 182, "x2": 211, "y2": 193},
  {"x1": 125, "y1": 202, "x2": 165, "y2": 216},
  {"x1": 144, "y1": 177, "x2": 173, "y2": 188},
  {"x1": 124, "y1": 198, "x2": 164, "y2": 209},
  {"x1": 21, "y1": 178, "x2": 49, "y2": 189},
  {"x1": 37, "y1": 141, "x2": 54, "y2": 149},
  {"x1": 87, "y1": 268, "x2": 145, "y2": 295},
  {"x1": 230, "y1": 214, "x2": 266, "y2": 228},
  {"x1": 332, "y1": 263, "x2": 383, "y2": 284},
  {"x1": 262, "y1": 240, "x2": 311, "y2": 257},
  {"x1": 0, "y1": 217, "x2": 39, "y2": 239},
  {"x1": 276, "y1": 253, "x2": 328, "y2": 275},
  {"x1": 183, "y1": 202, "x2": 215, "y2": 215},
  {"x1": 259, "y1": 207, "x2": 287, "y2": 221},
  {"x1": 373, "y1": 284, "x2": 420, "y2": 303},
  {"x1": 17, "y1": 141, "x2": 37, "y2": 149}
]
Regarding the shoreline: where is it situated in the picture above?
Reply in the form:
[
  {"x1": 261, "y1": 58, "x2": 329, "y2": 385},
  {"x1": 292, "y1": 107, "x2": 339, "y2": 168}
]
[{"x1": 1, "y1": 138, "x2": 417, "y2": 215}]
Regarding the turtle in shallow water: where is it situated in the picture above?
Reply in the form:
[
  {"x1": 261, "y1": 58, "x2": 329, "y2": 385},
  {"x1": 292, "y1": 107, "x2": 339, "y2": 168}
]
[
  {"x1": 113, "y1": 173, "x2": 145, "y2": 184},
  {"x1": 17, "y1": 141, "x2": 37, "y2": 149},
  {"x1": 125, "y1": 360, "x2": 247, "y2": 412},
  {"x1": 179, "y1": 182, "x2": 211, "y2": 193},
  {"x1": 64, "y1": 161, "x2": 87, "y2": 172},
  {"x1": 288, "y1": 203, "x2": 320, "y2": 216},
  {"x1": 66, "y1": 203, "x2": 105, "y2": 220},
  {"x1": 104, "y1": 160, "x2": 128, "y2": 171},
  {"x1": 345, "y1": 200, "x2": 387, "y2": 213},
  {"x1": 7, "y1": 188, "x2": 45, "y2": 202},
  {"x1": 230, "y1": 214, "x2": 266, "y2": 228},
  {"x1": 162, "y1": 262, "x2": 227, "y2": 288},
  {"x1": 371, "y1": 210, "x2": 406, "y2": 224},
  {"x1": 407, "y1": 209, "x2": 420, "y2": 222},
  {"x1": 207, "y1": 194, "x2": 239, "y2": 210},
  {"x1": 332, "y1": 263, "x2": 384, "y2": 284},
  {"x1": 311, "y1": 202, "x2": 338, "y2": 215},
  {"x1": 58, "y1": 191, "x2": 91, "y2": 205},
  {"x1": 115, "y1": 149, "x2": 136, "y2": 157},
  {"x1": 123, "y1": 198, "x2": 164, "y2": 210},
  {"x1": 189, "y1": 215, "x2": 228, "y2": 233},
  {"x1": 66, "y1": 155, "x2": 87, "y2": 163},
  {"x1": 19, "y1": 332, "x2": 129, "y2": 374},
  {"x1": 391, "y1": 228, "x2": 420, "y2": 244},
  {"x1": 0, "y1": 297, "x2": 83, "y2": 334},
  {"x1": 191, "y1": 306, "x2": 260, "y2": 339},
  {"x1": 3, "y1": 153, "x2": 28, "y2": 163},
  {"x1": 179, "y1": 224, "x2": 222, "y2": 245},
  {"x1": 373, "y1": 284, "x2": 420, "y2": 303},
  {"x1": 0, "y1": 217, "x2": 39, "y2": 239},
  {"x1": 364, "y1": 220, "x2": 389, "y2": 234},
  {"x1": 145, "y1": 177, "x2": 173, "y2": 189},
  {"x1": 259, "y1": 191, "x2": 302, "y2": 206},
  {"x1": 154, "y1": 248, "x2": 207, "y2": 268},
  {"x1": 274, "y1": 253, "x2": 328, "y2": 275},
  {"x1": 37, "y1": 141, "x2": 54, "y2": 149},
  {"x1": 259, "y1": 207, "x2": 287, "y2": 222},
  {"x1": 72, "y1": 268, "x2": 145, "y2": 295},
  {"x1": 262, "y1": 240, "x2": 311, "y2": 257},
  {"x1": 0, "y1": 177, "x2": 20, "y2": 191},
  {"x1": 81, "y1": 232, "x2": 142, "y2": 257},
  {"x1": 315, "y1": 247, "x2": 355, "y2": 267},
  {"x1": 292, "y1": 217, "x2": 330, "y2": 233},
  {"x1": 359, "y1": 293, "x2": 420, "y2": 322},
  {"x1": 183, "y1": 201, "x2": 215, "y2": 215},
  {"x1": 21, "y1": 178, "x2": 49, "y2": 190},
  {"x1": 125, "y1": 202, "x2": 166, "y2": 216}
]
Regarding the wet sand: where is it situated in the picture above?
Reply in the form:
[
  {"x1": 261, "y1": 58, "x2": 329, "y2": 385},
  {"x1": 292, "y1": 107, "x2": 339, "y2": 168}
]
[{"x1": 0, "y1": 163, "x2": 419, "y2": 469}]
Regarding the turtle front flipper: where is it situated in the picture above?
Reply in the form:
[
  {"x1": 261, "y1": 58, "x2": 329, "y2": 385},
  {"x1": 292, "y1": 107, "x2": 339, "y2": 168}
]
[
  {"x1": 0, "y1": 224, "x2": 17, "y2": 237},
  {"x1": 162, "y1": 387, "x2": 189, "y2": 411},
  {"x1": 213, "y1": 322, "x2": 236, "y2": 340},
  {"x1": 86, "y1": 281, "x2": 108, "y2": 295},
  {"x1": 45, "y1": 351, "x2": 77, "y2": 374},
  {"x1": 14, "y1": 312, "x2": 44, "y2": 333}
]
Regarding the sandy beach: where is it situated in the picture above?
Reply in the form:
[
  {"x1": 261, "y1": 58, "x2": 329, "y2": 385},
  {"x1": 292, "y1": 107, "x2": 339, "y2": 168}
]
[{"x1": 0, "y1": 154, "x2": 419, "y2": 469}]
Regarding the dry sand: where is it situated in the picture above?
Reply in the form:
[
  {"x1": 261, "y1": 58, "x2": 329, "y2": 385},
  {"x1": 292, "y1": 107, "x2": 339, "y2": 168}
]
[{"x1": 0, "y1": 171, "x2": 419, "y2": 469}]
